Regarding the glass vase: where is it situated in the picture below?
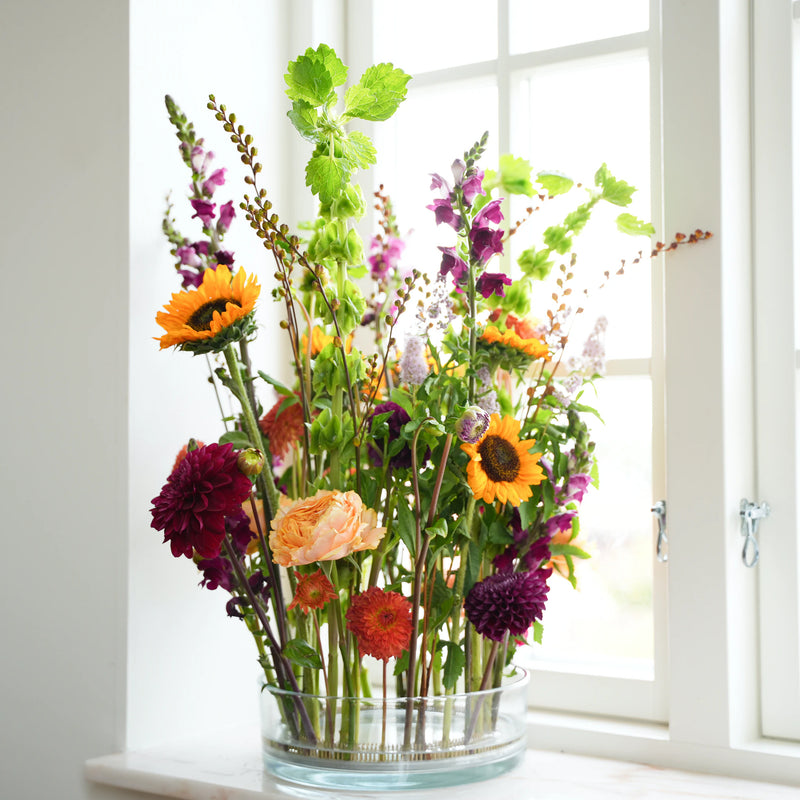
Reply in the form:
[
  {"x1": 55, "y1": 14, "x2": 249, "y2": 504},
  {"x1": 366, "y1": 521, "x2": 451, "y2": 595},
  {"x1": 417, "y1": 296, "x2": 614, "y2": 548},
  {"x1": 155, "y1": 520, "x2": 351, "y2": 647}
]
[{"x1": 259, "y1": 668, "x2": 528, "y2": 791}]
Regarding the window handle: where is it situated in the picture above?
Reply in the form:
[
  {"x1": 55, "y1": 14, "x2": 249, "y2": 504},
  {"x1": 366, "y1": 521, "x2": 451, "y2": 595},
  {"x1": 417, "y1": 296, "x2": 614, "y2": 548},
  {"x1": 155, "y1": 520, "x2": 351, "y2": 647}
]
[
  {"x1": 651, "y1": 500, "x2": 668, "y2": 563},
  {"x1": 739, "y1": 498, "x2": 770, "y2": 568}
]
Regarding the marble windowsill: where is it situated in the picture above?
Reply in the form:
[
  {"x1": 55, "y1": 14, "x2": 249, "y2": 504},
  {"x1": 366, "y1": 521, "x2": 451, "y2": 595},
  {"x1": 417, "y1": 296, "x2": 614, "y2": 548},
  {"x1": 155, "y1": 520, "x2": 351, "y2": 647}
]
[{"x1": 86, "y1": 725, "x2": 800, "y2": 800}]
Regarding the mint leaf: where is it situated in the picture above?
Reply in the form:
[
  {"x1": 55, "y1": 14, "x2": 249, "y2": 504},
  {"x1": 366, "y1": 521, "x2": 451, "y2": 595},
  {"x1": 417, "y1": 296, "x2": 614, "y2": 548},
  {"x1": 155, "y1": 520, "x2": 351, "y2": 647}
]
[
  {"x1": 594, "y1": 162, "x2": 635, "y2": 206},
  {"x1": 285, "y1": 52, "x2": 335, "y2": 106},
  {"x1": 518, "y1": 247, "x2": 554, "y2": 280},
  {"x1": 315, "y1": 43, "x2": 348, "y2": 88},
  {"x1": 306, "y1": 154, "x2": 350, "y2": 203},
  {"x1": 287, "y1": 99, "x2": 319, "y2": 141},
  {"x1": 496, "y1": 154, "x2": 535, "y2": 196},
  {"x1": 543, "y1": 224, "x2": 572, "y2": 254},
  {"x1": 343, "y1": 63, "x2": 411, "y2": 121},
  {"x1": 536, "y1": 170, "x2": 574, "y2": 196},
  {"x1": 283, "y1": 638, "x2": 323, "y2": 670},
  {"x1": 616, "y1": 212, "x2": 655, "y2": 237},
  {"x1": 340, "y1": 130, "x2": 377, "y2": 169}
]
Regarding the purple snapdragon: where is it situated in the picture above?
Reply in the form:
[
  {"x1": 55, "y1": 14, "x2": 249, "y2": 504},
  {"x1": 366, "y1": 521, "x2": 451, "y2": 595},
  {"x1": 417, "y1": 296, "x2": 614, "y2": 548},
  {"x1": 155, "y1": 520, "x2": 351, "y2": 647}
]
[{"x1": 476, "y1": 271, "x2": 512, "y2": 298}]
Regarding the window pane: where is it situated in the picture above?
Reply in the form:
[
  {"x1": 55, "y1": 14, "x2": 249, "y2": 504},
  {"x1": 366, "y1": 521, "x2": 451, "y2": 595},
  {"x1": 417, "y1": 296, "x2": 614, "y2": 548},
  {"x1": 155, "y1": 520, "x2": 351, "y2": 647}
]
[
  {"x1": 509, "y1": 0, "x2": 648, "y2": 54},
  {"x1": 373, "y1": 80, "x2": 499, "y2": 276},
  {"x1": 510, "y1": 52, "x2": 651, "y2": 360},
  {"x1": 531, "y1": 375, "x2": 655, "y2": 670},
  {"x1": 373, "y1": 0, "x2": 497, "y2": 74}
]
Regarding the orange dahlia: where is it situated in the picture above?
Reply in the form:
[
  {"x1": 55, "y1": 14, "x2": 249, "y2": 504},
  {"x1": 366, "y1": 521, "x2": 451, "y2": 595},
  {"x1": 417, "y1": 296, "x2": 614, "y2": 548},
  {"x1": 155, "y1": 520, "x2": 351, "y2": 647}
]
[
  {"x1": 288, "y1": 568, "x2": 338, "y2": 614},
  {"x1": 460, "y1": 414, "x2": 545, "y2": 506},
  {"x1": 155, "y1": 265, "x2": 260, "y2": 354},
  {"x1": 259, "y1": 398, "x2": 304, "y2": 460},
  {"x1": 345, "y1": 586, "x2": 413, "y2": 662}
]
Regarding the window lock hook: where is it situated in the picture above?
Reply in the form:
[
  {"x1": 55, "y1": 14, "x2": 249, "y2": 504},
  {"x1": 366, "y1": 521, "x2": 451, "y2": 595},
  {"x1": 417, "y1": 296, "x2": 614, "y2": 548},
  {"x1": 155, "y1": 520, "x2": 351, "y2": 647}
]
[{"x1": 739, "y1": 498, "x2": 770, "y2": 568}]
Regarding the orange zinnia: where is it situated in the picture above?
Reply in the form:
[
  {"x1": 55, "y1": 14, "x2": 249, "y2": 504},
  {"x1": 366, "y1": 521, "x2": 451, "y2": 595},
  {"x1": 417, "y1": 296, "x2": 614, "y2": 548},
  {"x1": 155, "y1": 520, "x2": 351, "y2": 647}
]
[
  {"x1": 345, "y1": 586, "x2": 413, "y2": 662},
  {"x1": 288, "y1": 569, "x2": 338, "y2": 614}
]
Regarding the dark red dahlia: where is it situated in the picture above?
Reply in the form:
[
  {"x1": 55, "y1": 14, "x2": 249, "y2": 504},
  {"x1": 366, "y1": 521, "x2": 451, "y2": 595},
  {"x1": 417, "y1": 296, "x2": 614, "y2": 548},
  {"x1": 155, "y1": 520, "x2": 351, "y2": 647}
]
[
  {"x1": 464, "y1": 570, "x2": 550, "y2": 642},
  {"x1": 150, "y1": 442, "x2": 253, "y2": 559}
]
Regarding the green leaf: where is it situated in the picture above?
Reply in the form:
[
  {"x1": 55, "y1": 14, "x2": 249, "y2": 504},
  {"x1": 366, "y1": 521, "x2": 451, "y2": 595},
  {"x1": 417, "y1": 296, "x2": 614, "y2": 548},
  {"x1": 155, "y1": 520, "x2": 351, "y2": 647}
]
[
  {"x1": 441, "y1": 641, "x2": 466, "y2": 690},
  {"x1": 218, "y1": 430, "x2": 252, "y2": 449},
  {"x1": 517, "y1": 498, "x2": 538, "y2": 531},
  {"x1": 285, "y1": 54, "x2": 334, "y2": 107},
  {"x1": 549, "y1": 542, "x2": 591, "y2": 559},
  {"x1": 594, "y1": 162, "x2": 635, "y2": 207},
  {"x1": 287, "y1": 99, "x2": 319, "y2": 141},
  {"x1": 518, "y1": 246, "x2": 555, "y2": 281},
  {"x1": 257, "y1": 370, "x2": 294, "y2": 396},
  {"x1": 536, "y1": 170, "x2": 574, "y2": 196},
  {"x1": 616, "y1": 212, "x2": 655, "y2": 237},
  {"x1": 495, "y1": 154, "x2": 535, "y2": 196},
  {"x1": 340, "y1": 129, "x2": 377, "y2": 169},
  {"x1": 563, "y1": 203, "x2": 593, "y2": 235},
  {"x1": 532, "y1": 620, "x2": 544, "y2": 645},
  {"x1": 425, "y1": 518, "x2": 449, "y2": 540},
  {"x1": 283, "y1": 638, "x2": 323, "y2": 670},
  {"x1": 343, "y1": 63, "x2": 411, "y2": 121},
  {"x1": 543, "y1": 224, "x2": 572, "y2": 255},
  {"x1": 306, "y1": 154, "x2": 350, "y2": 203}
]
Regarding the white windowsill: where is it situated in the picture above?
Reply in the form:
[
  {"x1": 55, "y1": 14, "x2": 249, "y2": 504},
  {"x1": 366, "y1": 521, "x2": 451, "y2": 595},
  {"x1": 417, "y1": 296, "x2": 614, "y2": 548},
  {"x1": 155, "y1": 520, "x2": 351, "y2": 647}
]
[{"x1": 86, "y1": 718, "x2": 800, "y2": 800}]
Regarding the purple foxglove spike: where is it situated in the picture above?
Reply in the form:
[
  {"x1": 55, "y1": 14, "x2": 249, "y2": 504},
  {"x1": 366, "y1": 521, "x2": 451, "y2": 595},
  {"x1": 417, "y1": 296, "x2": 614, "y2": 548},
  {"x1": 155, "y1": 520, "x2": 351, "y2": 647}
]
[
  {"x1": 451, "y1": 159, "x2": 466, "y2": 185},
  {"x1": 438, "y1": 246, "x2": 468, "y2": 285},
  {"x1": 176, "y1": 245, "x2": 202, "y2": 267},
  {"x1": 202, "y1": 167, "x2": 227, "y2": 196},
  {"x1": 476, "y1": 271, "x2": 512, "y2": 298},
  {"x1": 427, "y1": 198, "x2": 462, "y2": 230},
  {"x1": 429, "y1": 172, "x2": 450, "y2": 194},
  {"x1": 178, "y1": 268, "x2": 204, "y2": 289},
  {"x1": 190, "y1": 198, "x2": 216, "y2": 226},
  {"x1": 461, "y1": 170, "x2": 485, "y2": 206},
  {"x1": 472, "y1": 198, "x2": 504, "y2": 228},
  {"x1": 470, "y1": 227, "x2": 504, "y2": 264},
  {"x1": 217, "y1": 200, "x2": 235, "y2": 232},
  {"x1": 190, "y1": 146, "x2": 205, "y2": 174}
]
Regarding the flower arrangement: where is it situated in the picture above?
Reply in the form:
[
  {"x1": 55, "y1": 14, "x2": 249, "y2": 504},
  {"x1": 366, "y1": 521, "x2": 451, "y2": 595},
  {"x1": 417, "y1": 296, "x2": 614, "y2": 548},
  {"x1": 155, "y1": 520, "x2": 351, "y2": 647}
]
[{"x1": 150, "y1": 44, "x2": 709, "y2": 774}]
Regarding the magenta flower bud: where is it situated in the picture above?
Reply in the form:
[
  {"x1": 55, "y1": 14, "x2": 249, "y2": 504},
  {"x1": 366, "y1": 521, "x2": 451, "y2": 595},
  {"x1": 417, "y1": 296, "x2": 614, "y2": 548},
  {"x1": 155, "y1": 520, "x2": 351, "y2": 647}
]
[
  {"x1": 455, "y1": 406, "x2": 491, "y2": 444},
  {"x1": 190, "y1": 146, "x2": 205, "y2": 174}
]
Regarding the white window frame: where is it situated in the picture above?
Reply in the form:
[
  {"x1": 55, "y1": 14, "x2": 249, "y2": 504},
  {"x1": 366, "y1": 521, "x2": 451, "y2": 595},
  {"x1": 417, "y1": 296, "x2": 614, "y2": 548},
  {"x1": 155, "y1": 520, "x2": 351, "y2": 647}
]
[
  {"x1": 753, "y1": 0, "x2": 800, "y2": 741},
  {"x1": 344, "y1": 0, "x2": 800, "y2": 782}
]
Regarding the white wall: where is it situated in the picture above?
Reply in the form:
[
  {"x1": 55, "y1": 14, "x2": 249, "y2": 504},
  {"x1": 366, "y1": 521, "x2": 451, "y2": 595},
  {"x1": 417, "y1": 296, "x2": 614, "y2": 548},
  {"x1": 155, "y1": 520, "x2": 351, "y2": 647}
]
[
  {"x1": 127, "y1": 0, "x2": 290, "y2": 749},
  {"x1": 1, "y1": 2, "x2": 131, "y2": 798},
  {"x1": 1, "y1": 0, "x2": 294, "y2": 797}
]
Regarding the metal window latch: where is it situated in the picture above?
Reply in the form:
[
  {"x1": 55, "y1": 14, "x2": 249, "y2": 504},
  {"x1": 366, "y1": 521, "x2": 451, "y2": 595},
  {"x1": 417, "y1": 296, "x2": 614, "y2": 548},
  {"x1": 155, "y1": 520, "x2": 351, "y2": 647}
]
[
  {"x1": 739, "y1": 498, "x2": 771, "y2": 568},
  {"x1": 651, "y1": 500, "x2": 668, "y2": 562}
]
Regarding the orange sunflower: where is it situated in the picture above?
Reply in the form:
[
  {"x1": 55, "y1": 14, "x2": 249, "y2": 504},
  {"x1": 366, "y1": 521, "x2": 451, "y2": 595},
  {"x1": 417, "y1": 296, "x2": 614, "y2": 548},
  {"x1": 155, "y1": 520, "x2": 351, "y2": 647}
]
[
  {"x1": 480, "y1": 324, "x2": 549, "y2": 360},
  {"x1": 461, "y1": 414, "x2": 545, "y2": 506},
  {"x1": 156, "y1": 265, "x2": 260, "y2": 353}
]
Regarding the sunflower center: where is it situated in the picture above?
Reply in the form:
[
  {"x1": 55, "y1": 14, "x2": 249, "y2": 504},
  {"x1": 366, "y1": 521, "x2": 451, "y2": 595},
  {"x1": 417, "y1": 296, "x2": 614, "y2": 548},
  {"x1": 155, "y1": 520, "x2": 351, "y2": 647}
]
[
  {"x1": 186, "y1": 298, "x2": 239, "y2": 331},
  {"x1": 478, "y1": 435, "x2": 521, "y2": 483}
]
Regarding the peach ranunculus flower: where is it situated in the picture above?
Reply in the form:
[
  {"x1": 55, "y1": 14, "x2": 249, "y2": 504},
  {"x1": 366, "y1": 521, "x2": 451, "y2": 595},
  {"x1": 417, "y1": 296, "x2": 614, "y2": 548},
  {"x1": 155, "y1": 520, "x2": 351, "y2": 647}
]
[{"x1": 269, "y1": 490, "x2": 386, "y2": 567}]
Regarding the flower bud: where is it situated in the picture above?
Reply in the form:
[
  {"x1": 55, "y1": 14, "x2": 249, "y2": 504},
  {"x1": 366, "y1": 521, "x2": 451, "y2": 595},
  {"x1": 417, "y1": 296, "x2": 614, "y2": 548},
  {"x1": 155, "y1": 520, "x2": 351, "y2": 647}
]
[
  {"x1": 455, "y1": 406, "x2": 491, "y2": 444},
  {"x1": 237, "y1": 447, "x2": 265, "y2": 477}
]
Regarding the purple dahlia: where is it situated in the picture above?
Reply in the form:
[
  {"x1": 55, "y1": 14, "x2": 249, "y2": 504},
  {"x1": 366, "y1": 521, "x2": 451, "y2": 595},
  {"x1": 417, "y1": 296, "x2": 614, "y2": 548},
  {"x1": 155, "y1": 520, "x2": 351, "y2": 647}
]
[
  {"x1": 465, "y1": 570, "x2": 550, "y2": 641},
  {"x1": 150, "y1": 442, "x2": 253, "y2": 559}
]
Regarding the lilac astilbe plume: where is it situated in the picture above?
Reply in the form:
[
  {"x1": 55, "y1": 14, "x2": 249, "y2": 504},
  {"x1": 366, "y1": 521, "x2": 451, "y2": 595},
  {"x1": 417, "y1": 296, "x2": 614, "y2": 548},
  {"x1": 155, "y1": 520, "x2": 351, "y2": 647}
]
[{"x1": 465, "y1": 570, "x2": 550, "y2": 641}]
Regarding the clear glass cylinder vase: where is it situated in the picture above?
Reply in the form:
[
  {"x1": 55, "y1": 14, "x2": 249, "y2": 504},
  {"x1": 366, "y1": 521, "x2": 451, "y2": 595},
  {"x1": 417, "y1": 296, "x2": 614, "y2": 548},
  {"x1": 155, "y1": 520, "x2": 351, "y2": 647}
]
[{"x1": 260, "y1": 668, "x2": 528, "y2": 791}]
